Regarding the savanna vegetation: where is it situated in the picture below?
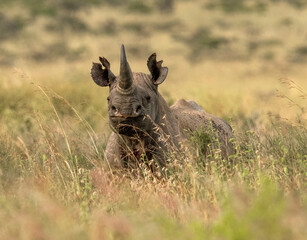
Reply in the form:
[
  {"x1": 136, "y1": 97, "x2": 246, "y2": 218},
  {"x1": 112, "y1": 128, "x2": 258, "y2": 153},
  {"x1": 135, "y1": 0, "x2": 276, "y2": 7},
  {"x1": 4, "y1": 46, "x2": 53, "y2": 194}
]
[{"x1": 0, "y1": 0, "x2": 306, "y2": 239}]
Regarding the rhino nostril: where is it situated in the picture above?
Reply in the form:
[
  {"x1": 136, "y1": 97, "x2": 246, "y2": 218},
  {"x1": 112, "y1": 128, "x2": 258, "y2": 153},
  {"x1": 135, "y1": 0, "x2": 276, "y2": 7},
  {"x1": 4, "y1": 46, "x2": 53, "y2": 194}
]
[
  {"x1": 111, "y1": 105, "x2": 117, "y2": 112},
  {"x1": 135, "y1": 105, "x2": 142, "y2": 115}
]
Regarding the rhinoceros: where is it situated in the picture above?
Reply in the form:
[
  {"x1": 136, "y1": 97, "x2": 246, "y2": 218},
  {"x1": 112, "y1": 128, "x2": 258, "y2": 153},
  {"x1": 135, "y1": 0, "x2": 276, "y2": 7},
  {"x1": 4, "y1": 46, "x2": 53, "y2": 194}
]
[{"x1": 91, "y1": 45, "x2": 234, "y2": 170}]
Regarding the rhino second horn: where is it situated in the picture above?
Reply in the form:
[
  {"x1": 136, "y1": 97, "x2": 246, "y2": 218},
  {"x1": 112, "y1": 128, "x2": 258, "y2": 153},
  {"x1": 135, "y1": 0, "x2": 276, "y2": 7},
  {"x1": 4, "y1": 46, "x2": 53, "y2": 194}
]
[{"x1": 118, "y1": 44, "x2": 134, "y2": 94}]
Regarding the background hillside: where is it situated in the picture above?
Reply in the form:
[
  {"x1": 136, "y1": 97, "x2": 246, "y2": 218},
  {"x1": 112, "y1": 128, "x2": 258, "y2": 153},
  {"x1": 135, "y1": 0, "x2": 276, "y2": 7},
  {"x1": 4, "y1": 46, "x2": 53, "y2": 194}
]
[{"x1": 0, "y1": 0, "x2": 306, "y2": 239}]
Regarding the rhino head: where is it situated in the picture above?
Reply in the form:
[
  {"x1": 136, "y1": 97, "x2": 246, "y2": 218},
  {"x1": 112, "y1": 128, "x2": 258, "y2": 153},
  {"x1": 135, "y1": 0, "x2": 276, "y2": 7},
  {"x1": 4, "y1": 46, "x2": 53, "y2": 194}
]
[{"x1": 91, "y1": 45, "x2": 168, "y2": 136}]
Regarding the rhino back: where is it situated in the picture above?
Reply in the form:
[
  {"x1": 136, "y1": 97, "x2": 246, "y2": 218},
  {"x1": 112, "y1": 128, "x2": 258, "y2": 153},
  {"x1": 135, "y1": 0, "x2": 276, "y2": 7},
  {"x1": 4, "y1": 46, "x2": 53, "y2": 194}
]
[{"x1": 171, "y1": 99, "x2": 234, "y2": 157}]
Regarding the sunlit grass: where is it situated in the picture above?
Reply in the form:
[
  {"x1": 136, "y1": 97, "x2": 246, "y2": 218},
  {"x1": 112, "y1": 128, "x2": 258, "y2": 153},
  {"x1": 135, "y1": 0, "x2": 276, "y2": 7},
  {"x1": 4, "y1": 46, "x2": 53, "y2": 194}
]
[{"x1": 0, "y1": 75, "x2": 306, "y2": 239}]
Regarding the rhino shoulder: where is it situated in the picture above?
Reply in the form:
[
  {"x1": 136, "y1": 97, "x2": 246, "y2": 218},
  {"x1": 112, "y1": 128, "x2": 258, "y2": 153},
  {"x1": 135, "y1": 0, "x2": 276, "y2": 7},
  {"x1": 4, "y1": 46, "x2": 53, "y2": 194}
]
[
  {"x1": 171, "y1": 99, "x2": 234, "y2": 158},
  {"x1": 171, "y1": 99, "x2": 205, "y2": 112},
  {"x1": 171, "y1": 99, "x2": 207, "y2": 132},
  {"x1": 171, "y1": 99, "x2": 232, "y2": 132},
  {"x1": 171, "y1": 99, "x2": 233, "y2": 140}
]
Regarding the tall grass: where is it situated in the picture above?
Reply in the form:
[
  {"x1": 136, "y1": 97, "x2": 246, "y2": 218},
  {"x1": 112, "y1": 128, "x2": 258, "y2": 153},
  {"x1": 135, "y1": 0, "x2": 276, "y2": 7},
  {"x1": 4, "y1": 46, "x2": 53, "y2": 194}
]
[{"x1": 0, "y1": 77, "x2": 306, "y2": 239}]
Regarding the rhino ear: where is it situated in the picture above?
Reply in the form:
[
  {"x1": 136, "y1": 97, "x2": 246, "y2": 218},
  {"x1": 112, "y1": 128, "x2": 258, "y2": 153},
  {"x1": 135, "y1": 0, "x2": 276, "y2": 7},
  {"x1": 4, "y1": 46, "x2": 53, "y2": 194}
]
[
  {"x1": 91, "y1": 57, "x2": 115, "y2": 87},
  {"x1": 147, "y1": 53, "x2": 168, "y2": 85}
]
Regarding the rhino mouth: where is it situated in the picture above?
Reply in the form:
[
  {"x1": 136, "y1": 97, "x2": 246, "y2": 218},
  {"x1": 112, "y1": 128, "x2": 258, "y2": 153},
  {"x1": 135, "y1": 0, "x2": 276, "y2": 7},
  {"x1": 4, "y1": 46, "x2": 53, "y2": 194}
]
[
  {"x1": 110, "y1": 116, "x2": 149, "y2": 136},
  {"x1": 118, "y1": 125, "x2": 139, "y2": 136}
]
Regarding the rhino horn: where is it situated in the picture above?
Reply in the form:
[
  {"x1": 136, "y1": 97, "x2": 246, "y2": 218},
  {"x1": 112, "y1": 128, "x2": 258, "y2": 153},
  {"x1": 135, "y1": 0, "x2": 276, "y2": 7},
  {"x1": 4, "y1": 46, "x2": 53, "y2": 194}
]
[{"x1": 118, "y1": 44, "x2": 134, "y2": 94}]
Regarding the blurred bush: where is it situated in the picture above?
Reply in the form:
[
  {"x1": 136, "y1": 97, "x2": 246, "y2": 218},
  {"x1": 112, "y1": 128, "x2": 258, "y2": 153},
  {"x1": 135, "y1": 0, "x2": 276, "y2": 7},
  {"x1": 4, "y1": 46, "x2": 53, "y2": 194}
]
[
  {"x1": 205, "y1": 0, "x2": 267, "y2": 13},
  {"x1": 176, "y1": 27, "x2": 229, "y2": 61},
  {"x1": 0, "y1": 12, "x2": 27, "y2": 41},
  {"x1": 206, "y1": 0, "x2": 307, "y2": 13},
  {"x1": 1, "y1": 0, "x2": 307, "y2": 66},
  {"x1": 272, "y1": 0, "x2": 307, "y2": 8},
  {"x1": 96, "y1": 18, "x2": 119, "y2": 35},
  {"x1": 127, "y1": 0, "x2": 153, "y2": 13},
  {"x1": 156, "y1": 0, "x2": 174, "y2": 14},
  {"x1": 247, "y1": 39, "x2": 282, "y2": 55},
  {"x1": 19, "y1": 0, "x2": 102, "y2": 17},
  {"x1": 29, "y1": 41, "x2": 86, "y2": 62},
  {"x1": 288, "y1": 45, "x2": 307, "y2": 63},
  {"x1": 45, "y1": 15, "x2": 88, "y2": 33}
]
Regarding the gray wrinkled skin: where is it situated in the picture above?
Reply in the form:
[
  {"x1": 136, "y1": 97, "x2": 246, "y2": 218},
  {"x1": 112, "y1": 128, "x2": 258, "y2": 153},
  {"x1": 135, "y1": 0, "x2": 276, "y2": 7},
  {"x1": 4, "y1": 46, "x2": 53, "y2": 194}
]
[{"x1": 91, "y1": 45, "x2": 234, "y2": 171}]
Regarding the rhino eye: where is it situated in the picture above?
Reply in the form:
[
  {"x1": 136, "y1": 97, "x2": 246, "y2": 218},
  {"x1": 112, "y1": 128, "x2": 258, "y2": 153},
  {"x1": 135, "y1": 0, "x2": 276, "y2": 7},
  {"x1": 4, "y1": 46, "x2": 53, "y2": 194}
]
[
  {"x1": 107, "y1": 97, "x2": 110, "y2": 102},
  {"x1": 146, "y1": 96, "x2": 151, "y2": 102}
]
